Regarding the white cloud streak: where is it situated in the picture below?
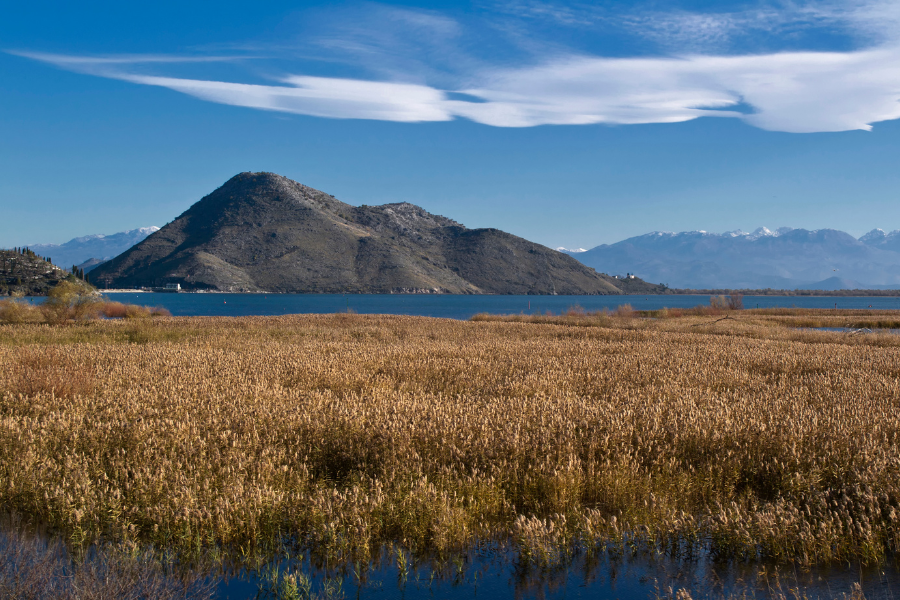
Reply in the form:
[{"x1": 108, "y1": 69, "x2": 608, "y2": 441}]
[
  {"x1": 122, "y1": 73, "x2": 452, "y2": 122},
  {"x1": 19, "y1": 44, "x2": 900, "y2": 133},
  {"x1": 12, "y1": 1, "x2": 900, "y2": 134},
  {"x1": 452, "y1": 47, "x2": 900, "y2": 131}
]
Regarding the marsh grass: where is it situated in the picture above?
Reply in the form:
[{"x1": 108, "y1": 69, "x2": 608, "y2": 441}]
[
  {"x1": 2, "y1": 347, "x2": 95, "y2": 398},
  {"x1": 1, "y1": 313, "x2": 899, "y2": 581},
  {"x1": 477, "y1": 306, "x2": 900, "y2": 348}
]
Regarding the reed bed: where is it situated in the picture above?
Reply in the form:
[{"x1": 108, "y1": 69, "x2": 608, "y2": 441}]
[{"x1": 1, "y1": 313, "x2": 899, "y2": 574}]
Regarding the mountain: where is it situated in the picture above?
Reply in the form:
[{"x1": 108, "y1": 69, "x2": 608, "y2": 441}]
[
  {"x1": 858, "y1": 228, "x2": 900, "y2": 253},
  {"x1": 90, "y1": 172, "x2": 625, "y2": 294},
  {"x1": 76, "y1": 257, "x2": 108, "y2": 274},
  {"x1": 30, "y1": 227, "x2": 159, "y2": 270},
  {"x1": 566, "y1": 227, "x2": 900, "y2": 290}
]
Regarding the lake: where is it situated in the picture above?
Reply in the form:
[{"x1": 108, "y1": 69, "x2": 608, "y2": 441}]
[
  {"x1": 73, "y1": 293, "x2": 900, "y2": 318},
  {"x1": 215, "y1": 546, "x2": 900, "y2": 600}
]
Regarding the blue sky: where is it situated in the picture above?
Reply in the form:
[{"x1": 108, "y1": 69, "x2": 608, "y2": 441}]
[{"x1": 3, "y1": 0, "x2": 900, "y2": 250}]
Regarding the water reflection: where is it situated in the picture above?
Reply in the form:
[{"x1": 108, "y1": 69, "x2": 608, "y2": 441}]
[
  {"x1": 801, "y1": 327, "x2": 900, "y2": 334},
  {"x1": 216, "y1": 545, "x2": 900, "y2": 599},
  {"x1": 3, "y1": 518, "x2": 897, "y2": 599}
]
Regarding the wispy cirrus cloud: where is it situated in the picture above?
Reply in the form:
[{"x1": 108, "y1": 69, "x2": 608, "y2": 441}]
[
  {"x1": 11, "y1": 1, "x2": 900, "y2": 133},
  {"x1": 9, "y1": 51, "x2": 251, "y2": 72},
  {"x1": 307, "y1": 4, "x2": 469, "y2": 84},
  {"x1": 495, "y1": 0, "x2": 900, "y2": 51}
]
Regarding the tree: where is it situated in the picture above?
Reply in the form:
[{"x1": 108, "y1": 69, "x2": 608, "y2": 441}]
[
  {"x1": 41, "y1": 281, "x2": 99, "y2": 325},
  {"x1": 710, "y1": 295, "x2": 728, "y2": 310}
]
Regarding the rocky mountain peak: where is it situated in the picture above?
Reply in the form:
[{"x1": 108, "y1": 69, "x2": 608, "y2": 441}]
[{"x1": 376, "y1": 202, "x2": 461, "y2": 230}]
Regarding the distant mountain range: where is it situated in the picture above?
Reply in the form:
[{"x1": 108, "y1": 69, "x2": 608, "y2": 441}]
[
  {"x1": 26, "y1": 189, "x2": 897, "y2": 293},
  {"x1": 564, "y1": 227, "x2": 900, "y2": 290},
  {"x1": 90, "y1": 172, "x2": 654, "y2": 294},
  {"x1": 28, "y1": 227, "x2": 159, "y2": 271}
]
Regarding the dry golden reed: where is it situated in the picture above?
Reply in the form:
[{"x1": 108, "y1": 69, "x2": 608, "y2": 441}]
[
  {"x1": 1, "y1": 312, "x2": 899, "y2": 569},
  {"x1": 6, "y1": 347, "x2": 95, "y2": 399}
]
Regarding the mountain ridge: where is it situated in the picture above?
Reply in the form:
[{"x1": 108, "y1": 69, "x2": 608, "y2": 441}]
[
  {"x1": 29, "y1": 227, "x2": 160, "y2": 270},
  {"x1": 91, "y1": 172, "x2": 634, "y2": 294},
  {"x1": 565, "y1": 227, "x2": 900, "y2": 290}
]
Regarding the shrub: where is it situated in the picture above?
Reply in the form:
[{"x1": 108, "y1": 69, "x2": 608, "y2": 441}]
[
  {"x1": 710, "y1": 294, "x2": 743, "y2": 311},
  {"x1": 100, "y1": 302, "x2": 128, "y2": 319},
  {"x1": 612, "y1": 303, "x2": 635, "y2": 318},
  {"x1": 726, "y1": 293, "x2": 744, "y2": 310},
  {"x1": 124, "y1": 304, "x2": 152, "y2": 319},
  {"x1": 710, "y1": 295, "x2": 729, "y2": 310},
  {"x1": 41, "y1": 282, "x2": 100, "y2": 325},
  {"x1": 564, "y1": 305, "x2": 586, "y2": 317},
  {"x1": 99, "y1": 301, "x2": 170, "y2": 319},
  {"x1": 150, "y1": 306, "x2": 172, "y2": 317}
]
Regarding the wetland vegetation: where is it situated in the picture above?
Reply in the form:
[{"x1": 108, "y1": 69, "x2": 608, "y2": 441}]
[{"x1": 1, "y1": 308, "x2": 899, "y2": 597}]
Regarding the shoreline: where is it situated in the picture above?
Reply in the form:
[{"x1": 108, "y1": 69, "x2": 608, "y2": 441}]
[{"x1": 94, "y1": 289, "x2": 900, "y2": 297}]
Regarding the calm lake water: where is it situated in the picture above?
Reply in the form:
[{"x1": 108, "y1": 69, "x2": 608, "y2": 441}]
[
  {"x1": 213, "y1": 547, "x2": 900, "y2": 600},
  {"x1": 76, "y1": 293, "x2": 900, "y2": 318}
]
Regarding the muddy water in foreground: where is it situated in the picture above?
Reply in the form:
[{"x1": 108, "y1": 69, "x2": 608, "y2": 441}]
[{"x1": 215, "y1": 548, "x2": 900, "y2": 600}]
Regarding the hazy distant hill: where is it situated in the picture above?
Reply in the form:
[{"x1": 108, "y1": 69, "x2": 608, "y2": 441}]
[
  {"x1": 91, "y1": 172, "x2": 626, "y2": 294},
  {"x1": 30, "y1": 227, "x2": 159, "y2": 270},
  {"x1": 565, "y1": 227, "x2": 900, "y2": 290}
]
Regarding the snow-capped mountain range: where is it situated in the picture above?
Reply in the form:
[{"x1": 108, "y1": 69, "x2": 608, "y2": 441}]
[
  {"x1": 27, "y1": 227, "x2": 159, "y2": 271},
  {"x1": 19, "y1": 224, "x2": 900, "y2": 290},
  {"x1": 564, "y1": 228, "x2": 900, "y2": 290}
]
